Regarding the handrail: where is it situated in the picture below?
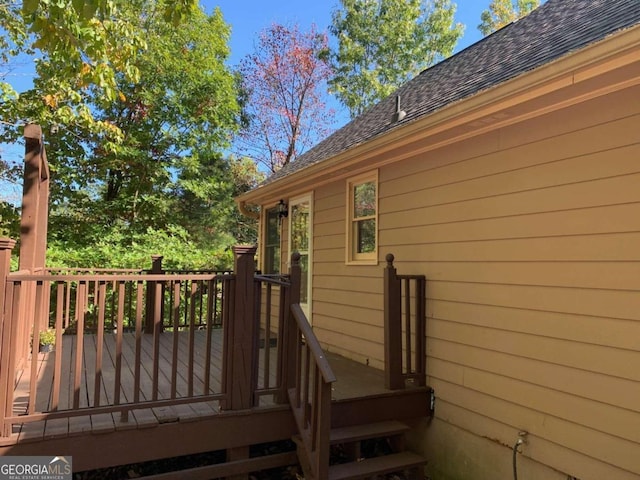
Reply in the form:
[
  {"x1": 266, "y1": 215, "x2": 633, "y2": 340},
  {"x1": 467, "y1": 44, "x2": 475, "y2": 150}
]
[
  {"x1": 291, "y1": 304, "x2": 336, "y2": 383},
  {"x1": 254, "y1": 274, "x2": 291, "y2": 287},
  {"x1": 7, "y1": 269, "x2": 31, "y2": 276},
  {"x1": 46, "y1": 268, "x2": 145, "y2": 274},
  {"x1": 6, "y1": 273, "x2": 220, "y2": 282},
  {"x1": 288, "y1": 302, "x2": 335, "y2": 480}
]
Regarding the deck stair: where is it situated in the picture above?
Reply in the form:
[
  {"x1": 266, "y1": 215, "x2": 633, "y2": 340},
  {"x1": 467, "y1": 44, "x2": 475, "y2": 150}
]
[{"x1": 296, "y1": 419, "x2": 426, "y2": 480}]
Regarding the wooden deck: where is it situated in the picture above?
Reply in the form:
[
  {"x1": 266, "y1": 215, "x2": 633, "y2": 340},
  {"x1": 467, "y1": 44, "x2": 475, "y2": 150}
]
[
  {"x1": 0, "y1": 249, "x2": 430, "y2": 477},
  {"x1": 6, "y1": 330, "x2": 390, "y2": 445}
]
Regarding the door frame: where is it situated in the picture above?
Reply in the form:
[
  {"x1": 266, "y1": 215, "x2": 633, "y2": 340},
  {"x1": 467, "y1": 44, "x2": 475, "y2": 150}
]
[{"x1": 288, "y1": 192, "x2": 313, "y2": 322}]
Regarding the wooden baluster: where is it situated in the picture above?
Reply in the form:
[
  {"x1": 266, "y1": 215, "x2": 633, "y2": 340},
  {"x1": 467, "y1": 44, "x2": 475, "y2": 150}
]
[
  {"x1": 282, "y1": 252, "x2": 301, "y2": 399},
  {"x1": 51, "y1": 283, "x2": 64, "y2": 410},
  {"x1": 263, "y1": 282, "x2": 272, "y2": 390},
  {"x1": 404, "y1": 277, "x2": 412, "y2": 376},
  {"x1": 415, "y1": 277, "x2": 427, "y2": 386},
  {"x1": 114, "y1": 281, "x2": 125, "y2": 408},
  {"x1": 95, "y1": 281, "x2": 106, "y2": 407},
  {"x1": 171, "y1": 281, "x2": 181, "y2": 400},
  {"x1": 73, "y1": 281, "x2": 86, "y2": 409},
  {"x1": 151, "y1": 280, "x2": 162, "y2": 401},
  {"x1": 133, "y1": 282, "x2": 144, "y2": 405},
  {"x1": 188, "y1": 280, "x2": 197, "y2": 397},
  {"x1": 204, "y1": 278, "x2": 214, "y2": 395}
]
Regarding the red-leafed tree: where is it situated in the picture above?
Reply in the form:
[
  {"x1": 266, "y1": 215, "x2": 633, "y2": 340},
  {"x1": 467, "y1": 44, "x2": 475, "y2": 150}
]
[{"x1": 237, "y1": 23, "x2": 334, "y2": 173}]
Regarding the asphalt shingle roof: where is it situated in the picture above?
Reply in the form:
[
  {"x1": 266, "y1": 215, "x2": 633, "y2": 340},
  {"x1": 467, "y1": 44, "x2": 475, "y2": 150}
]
[{"x1": 263, "y1": 0, "x2": 640, "y2": 186}]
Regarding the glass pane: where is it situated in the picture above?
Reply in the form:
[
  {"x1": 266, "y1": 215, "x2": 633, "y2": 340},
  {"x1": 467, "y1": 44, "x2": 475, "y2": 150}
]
[
  {"x1": 264, "y1": 208, "x2": 280, "y2": 274},
  {"x1": 266, "y1": 209, "x2": 280, "y2": 244},
  {"x1": 354, "y1": 181, "x2": 376, "y2": 218},
  {"x1": 356, "y1": 219, "x2": 376, "y2": 254},
  {"x1": 291, "y1": 202, "x2": 309, "y2": 252},
  {"x1": 264, "y1": 246, "x2": 280, "y2": 274},
  {"x1": 299, "y1": 253, "x2": 308, "y2": 304}
]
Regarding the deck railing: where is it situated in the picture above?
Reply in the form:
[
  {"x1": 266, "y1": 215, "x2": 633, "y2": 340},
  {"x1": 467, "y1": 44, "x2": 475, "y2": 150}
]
[
  {"x1": 384, "y1": 253, "x2": 427, "y2": 390},
  {"x1": 0, "y1": 240, "x2": 337, "y2": 478},
  {"x1": 0, "y1": 243, "x2": 315, "y2": 438},
  {"x1": 288, "y1": 304, "x2": 336, "y2": 480},
  {"x1": 283, "y1": 253, "x2": 336, "y2": 480},
  {"x1": 0, "y1": 270, "x2": 229, "y2": 436}
]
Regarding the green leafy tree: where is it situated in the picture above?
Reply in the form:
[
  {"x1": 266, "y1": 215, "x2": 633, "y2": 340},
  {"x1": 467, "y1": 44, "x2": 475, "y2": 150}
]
[
  {"x1": 40, "y1": 3, "x2": 252, "y2": 269},
  {"x1": 478, "y1": 0, "x2": 540, "y2": 36},
  {"x1": 328, "y1": 0, "x2": 464, "y2": 118},
  {"x1": 1, "y1": 0, "x2": 197, "y2": 133}
]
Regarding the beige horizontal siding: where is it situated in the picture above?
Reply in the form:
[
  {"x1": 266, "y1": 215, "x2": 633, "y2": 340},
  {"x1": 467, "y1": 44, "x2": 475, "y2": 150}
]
[
  {"x1": 429, "y1": 319, "x2": 640, "y2": 383},
  {"x1": 430, "y1": 299, "x2": 640, "y2": 351},
  {"x1": 382, "y1": 173, "x2": 640, "y2": 230},
  {"x1": 434, "y1": 394, "x2": 640, "y2": 480},
  {"x1": 388, "y1": 233, "x2": 640, "y2": 262},
  {"x1": 308, "y1": 85, "x2": 640, "y2": 478},
  {"x1": 381, "y1": 88, "x2": 640, "y2": 185},
  {"x1": 429, "y1": 376, "x2": 640, "y2": 470}
]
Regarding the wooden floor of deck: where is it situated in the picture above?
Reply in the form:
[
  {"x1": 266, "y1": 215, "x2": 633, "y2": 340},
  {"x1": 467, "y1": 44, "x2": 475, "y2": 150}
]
[{"x1": 6, "y1": 330, "x2": 390, "y2": 446}]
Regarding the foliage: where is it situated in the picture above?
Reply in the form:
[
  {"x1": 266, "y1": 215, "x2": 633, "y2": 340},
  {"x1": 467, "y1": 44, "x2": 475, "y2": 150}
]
[
  {"x1": 38, "y1": 328, "x2": 56, "y2": 346},
  {"x1": 237, "y1": 23, "x2": 335, "y2": 173},
  {"x1": 41, "y1": 3, "x2": 251, "y2": 268},
  {"x1": 0, "y1": 201, "x2": 20, "y2": 237},
  {"x1": 2, "y1": 2, "x2": 261, "y2": 271},
  {"x1": 328, "y1": 0, "x2": 463, "y2": 118},
  {"x1": 0, "y1": 0, "x2": 198, "y2": 140},
  {"x1": 478, "y1": 0, "x2": 540, "y2": 36},
  {"x1": 46, "y1": 224, "x2": 234, "y2": 270}
]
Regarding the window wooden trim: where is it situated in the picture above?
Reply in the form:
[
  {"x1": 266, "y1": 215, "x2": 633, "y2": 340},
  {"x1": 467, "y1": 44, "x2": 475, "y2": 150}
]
[
  {"x1": 345, "y1": 170, "x2": 378, "y2": 265},
  {"x1": 262, "y1": 204, "x2": 281, "y2": 274}
]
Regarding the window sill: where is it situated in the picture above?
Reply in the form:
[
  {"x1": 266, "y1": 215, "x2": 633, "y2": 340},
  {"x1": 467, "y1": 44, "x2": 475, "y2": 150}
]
[{"x1": 345, "y1": 258, "x2": 379, "y2": 266}]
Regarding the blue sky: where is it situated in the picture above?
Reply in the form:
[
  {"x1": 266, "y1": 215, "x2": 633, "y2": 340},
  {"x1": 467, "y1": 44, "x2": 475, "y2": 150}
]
[{"x1": 204, "y1": 0, "x2": 494, "y2": 65}]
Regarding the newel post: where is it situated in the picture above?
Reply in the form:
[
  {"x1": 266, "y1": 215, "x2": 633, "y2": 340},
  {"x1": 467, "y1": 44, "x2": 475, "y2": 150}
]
[
  {"x1": 227, "y1": 245, "x2": 258, "y2": 410},
  {"x1": 281, "y1": 252, "x2": 301, "y2": 400},
  {"x1": 144, "y1": 255, "x2": 163, "y2": 334},
  {"x1": 384, "y1": 253, "x2": 403, "y2": 390},
  {"x1": 19, "y1": 124, "x2": 49, "y2": 275}
]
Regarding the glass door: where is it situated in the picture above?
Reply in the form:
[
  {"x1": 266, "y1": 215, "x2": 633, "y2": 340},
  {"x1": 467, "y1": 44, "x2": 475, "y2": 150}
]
[{"x1": 289, "y1": 194, "x2": 312, "y2": 320}]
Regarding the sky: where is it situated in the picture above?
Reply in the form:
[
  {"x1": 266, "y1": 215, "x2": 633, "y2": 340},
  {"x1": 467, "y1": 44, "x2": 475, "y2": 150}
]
[{"x1": 204, "y1": 0, "x2": 493, "y2": 65}]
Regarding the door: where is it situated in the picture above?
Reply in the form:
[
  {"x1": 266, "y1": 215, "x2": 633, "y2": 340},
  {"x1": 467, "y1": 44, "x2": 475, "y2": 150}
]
[{"x1": 289, "y1": 194, "x2": 312, "y2": 320}]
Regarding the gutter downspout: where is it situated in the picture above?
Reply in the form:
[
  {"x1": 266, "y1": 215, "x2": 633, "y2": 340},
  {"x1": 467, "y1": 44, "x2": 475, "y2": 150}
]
[{"x1": 238, "y1": 200, "x2": 260, "y2": 220}]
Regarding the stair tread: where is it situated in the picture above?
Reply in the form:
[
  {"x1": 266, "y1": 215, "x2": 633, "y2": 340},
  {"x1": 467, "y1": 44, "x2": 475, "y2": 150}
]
[
  {"x1": 330, "y1": 420, "x2": 410, "y2": 444},
  {"x1": 329, "y1": 452, "x2": 426, "y2": 480}
]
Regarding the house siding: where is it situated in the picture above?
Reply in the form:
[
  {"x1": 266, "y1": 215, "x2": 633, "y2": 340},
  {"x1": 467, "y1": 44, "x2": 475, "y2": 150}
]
[{"x1": 310, "y1": 85, "x2": 640, "y2": 480}]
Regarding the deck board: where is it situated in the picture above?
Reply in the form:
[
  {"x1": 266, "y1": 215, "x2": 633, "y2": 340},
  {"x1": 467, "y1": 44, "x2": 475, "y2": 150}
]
[{"x1": 9, "y1": 330, "x2": 389, "y2": 443}]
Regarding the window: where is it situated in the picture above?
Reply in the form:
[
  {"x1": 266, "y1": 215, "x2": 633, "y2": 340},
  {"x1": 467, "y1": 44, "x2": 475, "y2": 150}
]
[
  {"x1": 263, "y1": 207, "x2": 280, "y2": 274},
  {"x1": 346, "y1": 171, "x2": 378, "y2": 264}
]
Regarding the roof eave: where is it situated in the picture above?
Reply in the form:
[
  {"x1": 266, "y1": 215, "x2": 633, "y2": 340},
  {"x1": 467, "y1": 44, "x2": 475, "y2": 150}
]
[{"x1": 237, "y1": 23, "x2": 640, "y2": 207}]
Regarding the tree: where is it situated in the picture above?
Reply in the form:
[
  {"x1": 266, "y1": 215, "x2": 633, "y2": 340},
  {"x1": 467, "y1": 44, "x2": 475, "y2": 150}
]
[
  {"x1": 329, "y1": 0, "x2": 464, "y2": 119},
  {"x1": 40, "y1": 3, "x2": 251, "y2": 269},
  {"x1": 237, "y1": 23, "x2": 334, "y2": 173},
  {"x1": 478, "y1": 0, "x2": 540, "y2": 36},
  {"x1": 0, "y1": 0, "x2": 198, "y2": 143}
]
